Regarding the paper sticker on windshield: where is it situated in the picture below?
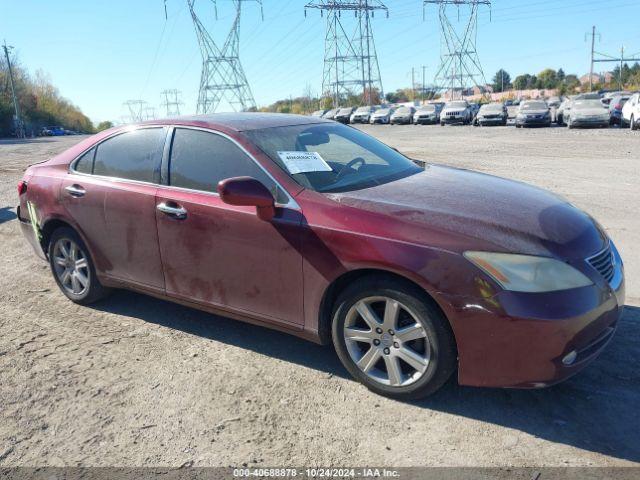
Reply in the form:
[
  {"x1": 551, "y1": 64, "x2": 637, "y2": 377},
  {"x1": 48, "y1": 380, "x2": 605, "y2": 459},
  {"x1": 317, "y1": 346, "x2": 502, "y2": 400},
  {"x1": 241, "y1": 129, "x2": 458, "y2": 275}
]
[{"x1": 277, "y1": 151, "x2": 332, "y2": 175}]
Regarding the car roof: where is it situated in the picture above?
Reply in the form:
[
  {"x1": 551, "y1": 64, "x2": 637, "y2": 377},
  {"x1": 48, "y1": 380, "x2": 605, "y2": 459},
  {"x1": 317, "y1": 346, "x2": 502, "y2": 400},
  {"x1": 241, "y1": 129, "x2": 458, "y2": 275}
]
[{"x1": 139, "y1": 113, "x2": 333, "y2": 132}]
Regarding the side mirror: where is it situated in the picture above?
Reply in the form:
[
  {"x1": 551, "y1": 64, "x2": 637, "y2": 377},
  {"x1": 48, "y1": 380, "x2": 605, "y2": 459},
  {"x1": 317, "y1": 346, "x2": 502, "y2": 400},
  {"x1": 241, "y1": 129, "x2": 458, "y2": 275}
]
[{"x1": 217, "y1": 176, "x2": 276, "y2": 222}]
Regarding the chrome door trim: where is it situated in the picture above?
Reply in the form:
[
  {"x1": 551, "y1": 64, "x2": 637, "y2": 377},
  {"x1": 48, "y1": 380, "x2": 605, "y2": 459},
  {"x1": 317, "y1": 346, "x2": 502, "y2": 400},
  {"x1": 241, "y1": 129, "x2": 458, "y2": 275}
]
[{"x1": 157, "y1": 202, "x2": 188, "y2": 219}]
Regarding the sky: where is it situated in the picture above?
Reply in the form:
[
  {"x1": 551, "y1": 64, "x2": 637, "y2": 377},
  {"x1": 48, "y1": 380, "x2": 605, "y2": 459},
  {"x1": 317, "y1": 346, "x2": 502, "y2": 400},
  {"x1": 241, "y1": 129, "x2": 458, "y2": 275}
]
[{"x1": 2, "y1": 0, "x2": 640, "y2": 124}]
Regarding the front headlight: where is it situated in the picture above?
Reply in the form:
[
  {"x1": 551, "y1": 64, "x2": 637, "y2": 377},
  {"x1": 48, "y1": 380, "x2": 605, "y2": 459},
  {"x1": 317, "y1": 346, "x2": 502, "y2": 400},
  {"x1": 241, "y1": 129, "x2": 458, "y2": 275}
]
[{"x1": 464, "y1": 251, "x2": 593, "y2": 293}]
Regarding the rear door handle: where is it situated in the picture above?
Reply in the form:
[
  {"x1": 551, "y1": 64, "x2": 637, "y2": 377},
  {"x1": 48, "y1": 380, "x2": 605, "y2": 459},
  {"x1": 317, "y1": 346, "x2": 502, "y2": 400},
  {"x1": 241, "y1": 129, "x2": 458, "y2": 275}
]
[
  {"x1": 157, "y1": 202, "x2": 188, "y2": 220},
  {"x1": 65, "y1": 185, "x2": 86, "y2": 197}
]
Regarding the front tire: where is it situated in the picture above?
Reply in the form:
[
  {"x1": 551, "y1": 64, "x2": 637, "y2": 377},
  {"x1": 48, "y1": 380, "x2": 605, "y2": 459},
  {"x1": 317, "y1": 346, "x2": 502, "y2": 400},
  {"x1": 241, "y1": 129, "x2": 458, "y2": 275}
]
[
  {"x1": 331, "y1": 277, "x2": 457, "y2": 400},
  {"x1": 48, "y1": 227, "x2": 111, "y2": 304},
  {"x1": 631, "y1": 115, "x2": 637, "y2": 131}
]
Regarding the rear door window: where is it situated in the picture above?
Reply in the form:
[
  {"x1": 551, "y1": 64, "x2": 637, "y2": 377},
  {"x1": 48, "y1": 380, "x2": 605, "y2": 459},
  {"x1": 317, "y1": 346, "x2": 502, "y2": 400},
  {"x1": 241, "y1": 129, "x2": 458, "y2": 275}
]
[
  {"x1": 168, "y1": 128, "x2": 283, "y2": 201},
  {"x1": 93, "y1": 128, "x2": 166, "y2": 183},
  {"x1": 74, "y1": 147, "x2": 96, "y2": 174}
]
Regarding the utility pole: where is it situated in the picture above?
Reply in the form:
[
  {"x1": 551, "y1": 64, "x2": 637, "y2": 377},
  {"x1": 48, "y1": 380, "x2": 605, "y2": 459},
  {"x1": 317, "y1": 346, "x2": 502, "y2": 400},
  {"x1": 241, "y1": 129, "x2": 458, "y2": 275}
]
[
  {"x1": 592, "y1": 44, "x2": 640, "y2": 91},
  {"x1": 422, "y1": 65, "x2": 427, "y2": 102},
  {"x1": 585, "y1": 26, "x2": 600, "y2": 92},
  {"x1": 411, "y1": 67, "x2": 416, "y2": 102},
  {"x1": 3, "y1": 40, "x2": 24, "y2": 138}
]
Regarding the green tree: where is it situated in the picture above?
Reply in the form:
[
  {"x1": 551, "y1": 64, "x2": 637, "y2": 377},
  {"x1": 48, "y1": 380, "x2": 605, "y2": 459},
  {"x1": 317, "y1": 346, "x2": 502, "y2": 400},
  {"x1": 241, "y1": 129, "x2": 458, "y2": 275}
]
[
  {"x1": 96, "y1": 121, "x2": 114, "y2": 132},
  {"x1": 537, "y1": 68, "x2": 558, "y2": 89},
  {"x1": 513, "y1": 74, "x2": 536, "y2": 90},
  {"x1": 492, "y1": 69, "x2": 511, "y2": 92}
]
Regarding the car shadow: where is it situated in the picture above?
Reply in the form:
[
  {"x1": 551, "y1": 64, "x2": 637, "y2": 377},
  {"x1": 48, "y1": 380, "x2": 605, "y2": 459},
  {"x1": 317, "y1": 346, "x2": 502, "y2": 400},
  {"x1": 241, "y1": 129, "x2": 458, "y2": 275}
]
[
  {"x1": 92, "y1": 292, "x2": 640, "y2": 463},
  {"x1": 0, "y1": 206, "x2": 17, "y2": 224}
]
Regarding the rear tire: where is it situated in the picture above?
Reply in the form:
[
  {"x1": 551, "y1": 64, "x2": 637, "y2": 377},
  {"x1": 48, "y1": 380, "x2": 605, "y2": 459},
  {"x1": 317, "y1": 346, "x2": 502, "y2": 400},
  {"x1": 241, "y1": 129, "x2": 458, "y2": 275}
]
[
  {"x1": 631, "y1": 115, "x2": 637, "y2": 131},
  {"x1": 48, "y1": 227, "x2": 111, "y2": 305},
  {"x1": 331, "y1": 276, "x2": 457, "y2": 400}
]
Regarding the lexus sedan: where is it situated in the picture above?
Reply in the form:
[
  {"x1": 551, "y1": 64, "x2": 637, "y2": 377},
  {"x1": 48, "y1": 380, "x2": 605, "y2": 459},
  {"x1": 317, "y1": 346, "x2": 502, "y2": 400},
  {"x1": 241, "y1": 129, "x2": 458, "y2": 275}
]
[
  {"x1": 515, "y1": 100, "x2": 552, "y2": 128},
  {"x1": 18, "y1": 113, "x2": 625, "y2": 399}
]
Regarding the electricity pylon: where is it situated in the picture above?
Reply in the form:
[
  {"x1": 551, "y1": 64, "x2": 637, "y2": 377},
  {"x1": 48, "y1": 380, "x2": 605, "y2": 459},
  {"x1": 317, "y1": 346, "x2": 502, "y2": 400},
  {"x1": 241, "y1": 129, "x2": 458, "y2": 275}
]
[
  {"x1": 305, "y1": 0, "x2": 388, "y2": 108},
  {"x1": 187, "y1": 0, "x2": 262, "y2": 113},
  {"x1": 161, "y1": 89, "x2": 184, "y2": 116},
  {"x1": 123, "y1": 100, "x2": 148, "y2": 123},
  {"x1": 423, "y1": 0, "x2": 491, "y2": 99}
]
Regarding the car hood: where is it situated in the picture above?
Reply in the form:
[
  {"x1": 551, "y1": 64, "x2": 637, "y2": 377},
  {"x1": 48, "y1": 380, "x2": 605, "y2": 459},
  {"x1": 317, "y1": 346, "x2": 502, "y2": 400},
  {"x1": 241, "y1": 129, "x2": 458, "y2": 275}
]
[{"x1": 326, "y1": 165, "x2": 606, "y2": 260}]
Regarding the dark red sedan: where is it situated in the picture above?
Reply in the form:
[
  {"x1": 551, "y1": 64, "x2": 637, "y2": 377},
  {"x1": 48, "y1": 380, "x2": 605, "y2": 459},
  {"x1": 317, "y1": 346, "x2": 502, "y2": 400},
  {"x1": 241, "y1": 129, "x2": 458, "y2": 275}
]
[{"x1": 17, "y1": 113, "x2": 625, "y2": 399}]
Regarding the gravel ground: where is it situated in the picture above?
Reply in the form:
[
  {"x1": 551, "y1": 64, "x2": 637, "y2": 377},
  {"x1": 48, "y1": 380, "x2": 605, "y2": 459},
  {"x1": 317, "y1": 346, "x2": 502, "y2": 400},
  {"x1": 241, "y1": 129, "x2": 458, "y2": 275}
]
[{"x1": 0, "y1": 128, "x2": 638, "y2": 468}]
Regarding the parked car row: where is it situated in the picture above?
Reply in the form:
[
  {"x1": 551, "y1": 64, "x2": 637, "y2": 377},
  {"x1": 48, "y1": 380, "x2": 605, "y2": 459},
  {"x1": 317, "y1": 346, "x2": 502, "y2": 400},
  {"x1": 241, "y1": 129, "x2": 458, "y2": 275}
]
[
  {"x1": 40, "y1": 126, "x2": 83, "y2": 136},
  {"x1": 312, "y1": 90, "x2": 640, "y2": 131}
]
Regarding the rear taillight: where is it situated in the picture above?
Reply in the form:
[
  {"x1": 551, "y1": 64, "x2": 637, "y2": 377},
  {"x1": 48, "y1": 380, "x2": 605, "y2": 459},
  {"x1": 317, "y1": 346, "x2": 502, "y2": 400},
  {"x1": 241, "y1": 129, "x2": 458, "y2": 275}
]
[{"x1": 18, "y1": 180, "x2": 27, "y2": 195}]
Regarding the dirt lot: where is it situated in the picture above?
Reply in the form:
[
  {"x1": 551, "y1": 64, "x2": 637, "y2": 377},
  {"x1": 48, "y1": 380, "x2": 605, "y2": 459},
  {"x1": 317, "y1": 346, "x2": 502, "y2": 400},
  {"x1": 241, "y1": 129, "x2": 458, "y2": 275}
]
[{"x1": 0, "y1": 127, "x2": 639, "y2": 468}]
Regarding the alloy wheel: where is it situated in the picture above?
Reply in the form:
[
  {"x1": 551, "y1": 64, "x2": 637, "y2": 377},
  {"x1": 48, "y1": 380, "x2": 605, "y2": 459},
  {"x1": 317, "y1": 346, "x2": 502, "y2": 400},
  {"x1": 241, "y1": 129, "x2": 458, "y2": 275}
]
[
  {"x1": 343, "y1": 296, "x2": 431, "y2": 387},
  {"x1": 52, "y1": 237, "x2": 90, "y2": 296}
]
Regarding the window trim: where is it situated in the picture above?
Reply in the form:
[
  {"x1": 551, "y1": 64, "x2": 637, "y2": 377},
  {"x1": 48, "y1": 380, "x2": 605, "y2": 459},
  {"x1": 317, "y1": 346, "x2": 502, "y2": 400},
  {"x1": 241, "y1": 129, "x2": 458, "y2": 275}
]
[
  {"x1": 160, "y1": 126, "x2": 299, "y2": 209},
  {"x1": 69, "y1": 125, "x2": 299, "y2": 210},
  {"x1": 69, "y1": 125, "x2": 169, "y2": 187}
]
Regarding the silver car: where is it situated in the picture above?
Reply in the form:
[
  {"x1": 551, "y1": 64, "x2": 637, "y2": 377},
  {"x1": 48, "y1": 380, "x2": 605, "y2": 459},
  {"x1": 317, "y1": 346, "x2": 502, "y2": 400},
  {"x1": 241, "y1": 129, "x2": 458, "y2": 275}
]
[
  {"x1": 350, "y1": 106, "x2": 377, "y2": 124},
  {"x1": 369, "y1": 107, "x2": 395, "y2": 124},
  {"x1": 413, "y1": 104, "x2": 442, "y2": 125},
  {"x1": 566, "y1": 99, "x2": 610, "y2": 129},
  {"x1": 440, "y1": 100, "x2": 472, "y2": 125},
  {"x1": 390, "y1": 106, "x2": 416, "y2": 125}
]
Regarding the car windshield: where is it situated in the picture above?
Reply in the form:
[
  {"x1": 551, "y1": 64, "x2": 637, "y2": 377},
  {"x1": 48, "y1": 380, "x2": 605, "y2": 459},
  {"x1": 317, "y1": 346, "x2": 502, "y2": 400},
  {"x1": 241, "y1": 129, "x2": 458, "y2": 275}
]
[
  {"x1": 356, "y1": 107, "x2": 372, "y2": 113},
  {"x1": 573, "y1": 100, "x2": 606, "y2": 110},
  {"x1": 376, "y1": 108, "x2": 391, "y2": 115},
  {"x1": 395, "y1": 107, "x2": 411, "y2": 114},
  {"x1": 417, "y1": 105, "x2": 436, "y2": 112},
  {"x1": 338, "y1": 108, "x2": 352, "y2": 115},
  {"x1": 244, "y1": 123, "x2": 422, "y2": 194},
  {"x1": 447, "y1": 101, "x2": 467, "y2": 108},
  {"x1": 481, "y1": 104, "x2": 503, "y2": 112},
  {"x1": 521, "y1": 102, "x2": 547, "y2": 110}
]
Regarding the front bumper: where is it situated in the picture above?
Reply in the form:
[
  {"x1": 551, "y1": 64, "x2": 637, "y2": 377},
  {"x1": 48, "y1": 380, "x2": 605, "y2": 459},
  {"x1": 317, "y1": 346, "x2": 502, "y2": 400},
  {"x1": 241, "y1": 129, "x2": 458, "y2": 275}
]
[
  {"x1": 370, "y1": 117, "x2": 389, "y2": 124},
  {"x1": 390, "y1": 117, "x2": 411, "y2": 124},
  {"x1": 516, "y1": 116, "x2": 551, "y2": 127},
  {"x1": 478, "y1": 117, "x2": 506, "y2": 126},
  {"x1": 447, "y1": 250, "x2": 625, "y2": 388},
  {"x1": 415, "y1": 116, "x2": 438, "y2": 124},
  {"x1": 571, "y1": 117, "x2": 610, "y2": 128},
  {"x1": 441, "y1": 116, "x2": 466, "y2": 124}
]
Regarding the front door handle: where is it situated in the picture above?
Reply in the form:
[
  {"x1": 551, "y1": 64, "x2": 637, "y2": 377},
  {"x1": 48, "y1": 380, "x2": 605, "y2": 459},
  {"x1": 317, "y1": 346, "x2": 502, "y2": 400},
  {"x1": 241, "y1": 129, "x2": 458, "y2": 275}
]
[
  {"x1": 157, "y1": 202, "x2": 188, "y2": 220},
  {"x1": 65, "y1": 184, "x2": 86, "y2": 197}
]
